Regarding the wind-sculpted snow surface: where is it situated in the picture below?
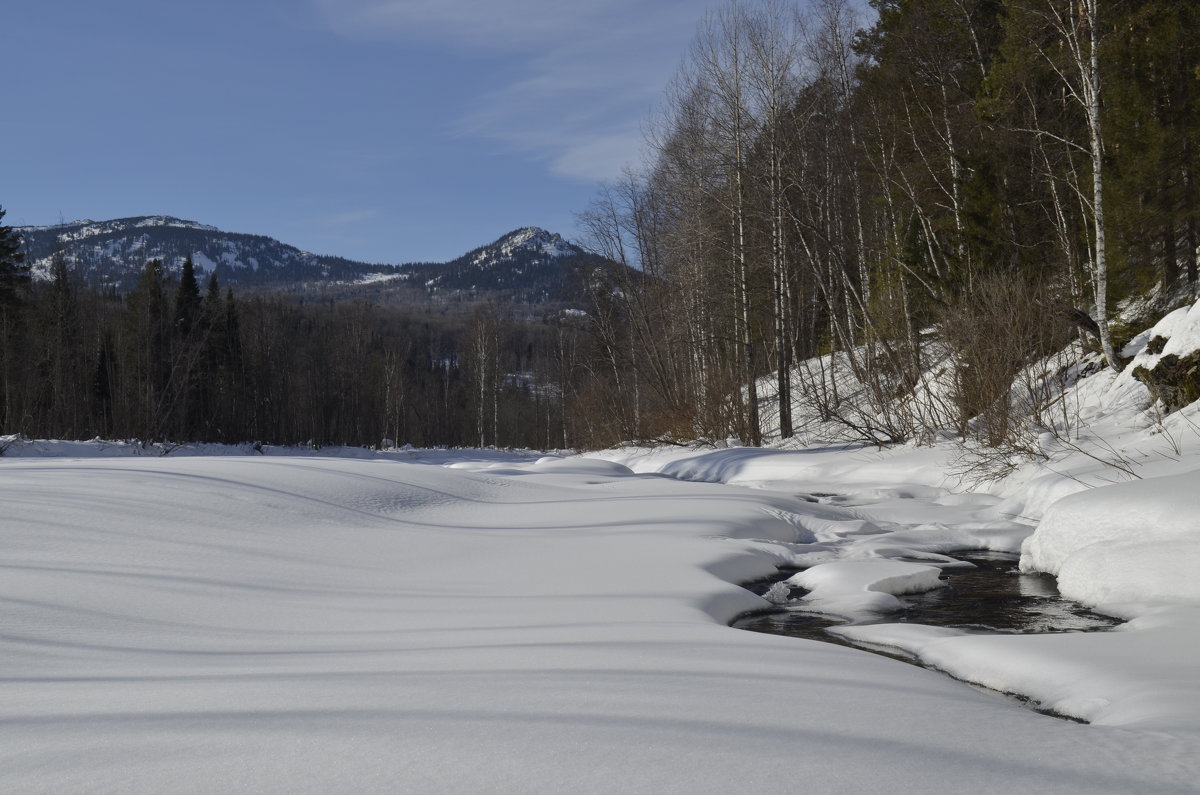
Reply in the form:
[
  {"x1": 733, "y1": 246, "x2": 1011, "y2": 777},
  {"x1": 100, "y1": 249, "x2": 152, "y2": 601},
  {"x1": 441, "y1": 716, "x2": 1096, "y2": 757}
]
[{"x1": 2, "y1": 454, "x2": 1197, "y2": 792}]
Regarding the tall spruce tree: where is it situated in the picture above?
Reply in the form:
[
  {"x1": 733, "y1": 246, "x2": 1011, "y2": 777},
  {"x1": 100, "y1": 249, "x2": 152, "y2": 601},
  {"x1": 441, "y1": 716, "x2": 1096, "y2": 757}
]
[
  {"x1": 0, "y1": 206, "x2": 30, "y2": 431},
  {"x1": 173, "y1": 257, "x2": 202, "y2": 337},
  {"x1": 0, "y1": 207, "x2": 27, "y2": 309}
]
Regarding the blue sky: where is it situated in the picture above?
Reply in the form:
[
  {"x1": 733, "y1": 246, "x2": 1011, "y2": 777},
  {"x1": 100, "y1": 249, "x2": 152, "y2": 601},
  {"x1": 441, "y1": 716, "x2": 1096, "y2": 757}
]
[{"x1": 3, "y1": 1, "x2": 707, "y2": 263}]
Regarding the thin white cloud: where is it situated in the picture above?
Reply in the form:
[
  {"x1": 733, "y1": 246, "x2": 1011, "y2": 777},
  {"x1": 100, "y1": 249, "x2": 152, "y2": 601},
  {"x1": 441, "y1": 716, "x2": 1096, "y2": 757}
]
[
  {"x1": 314, "y1": 0, "x2": 702, "y2": 183},
  {"x1": 549, "y1": 128, "x2": 647, "y2": 182}
]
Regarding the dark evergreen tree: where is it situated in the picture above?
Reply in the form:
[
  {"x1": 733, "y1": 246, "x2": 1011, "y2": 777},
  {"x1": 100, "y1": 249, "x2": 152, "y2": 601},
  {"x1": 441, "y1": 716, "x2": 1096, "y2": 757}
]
[
  {"x1": 1105, "y1": 0, "x2": 1200, "y2": 299},
  {"x1": 173, "y1": 257, "x2": 202, "y2": 337},
  {"x1": 0, "y1": 206, "x2": 30, "y2": 431},
  {"x1": 0, "y1": 207, "x2": 28, "y2": 310}
]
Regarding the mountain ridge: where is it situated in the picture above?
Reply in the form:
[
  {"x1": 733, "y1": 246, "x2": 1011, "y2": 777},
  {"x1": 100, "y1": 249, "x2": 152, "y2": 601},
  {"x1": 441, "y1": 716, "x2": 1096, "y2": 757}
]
[{"x1": 15, "y1": 216, "x2": 597, "y2": 306}]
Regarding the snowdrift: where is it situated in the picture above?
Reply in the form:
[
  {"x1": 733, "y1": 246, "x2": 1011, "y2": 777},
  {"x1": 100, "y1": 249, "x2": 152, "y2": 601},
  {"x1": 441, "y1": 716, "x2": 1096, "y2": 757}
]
[{"x1": 1023, "y1": 469, "x2": 1200, "y2": 607}]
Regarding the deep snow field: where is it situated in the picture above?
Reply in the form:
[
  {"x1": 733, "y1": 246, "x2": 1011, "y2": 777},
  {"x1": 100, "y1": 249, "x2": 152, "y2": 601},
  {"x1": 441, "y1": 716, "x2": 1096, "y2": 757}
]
[{"x1": 3, "y1": 305, "x2": 1200, "y2": 792}]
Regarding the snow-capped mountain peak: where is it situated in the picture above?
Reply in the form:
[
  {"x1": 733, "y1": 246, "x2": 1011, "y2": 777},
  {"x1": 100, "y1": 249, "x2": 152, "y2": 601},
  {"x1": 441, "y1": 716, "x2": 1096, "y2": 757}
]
[
  {"x1": 472, "y1": 227, "x2": 579, "y2": 269},
  {"x1": 394, "y1": 226, "x2": 602, "y2": 304}
]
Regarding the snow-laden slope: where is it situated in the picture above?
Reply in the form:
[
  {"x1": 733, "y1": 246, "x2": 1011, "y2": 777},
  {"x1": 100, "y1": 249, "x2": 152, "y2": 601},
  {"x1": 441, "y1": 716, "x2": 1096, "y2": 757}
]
[{"x1": 2, "y1": 454, "x2": 1195, "y2": 793}]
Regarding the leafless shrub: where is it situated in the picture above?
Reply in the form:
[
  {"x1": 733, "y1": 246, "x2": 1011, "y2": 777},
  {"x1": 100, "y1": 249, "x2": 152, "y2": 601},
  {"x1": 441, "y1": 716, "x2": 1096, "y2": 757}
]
[{"x1": 940, "y1": 275, "x2": 1073, "y2": 447}]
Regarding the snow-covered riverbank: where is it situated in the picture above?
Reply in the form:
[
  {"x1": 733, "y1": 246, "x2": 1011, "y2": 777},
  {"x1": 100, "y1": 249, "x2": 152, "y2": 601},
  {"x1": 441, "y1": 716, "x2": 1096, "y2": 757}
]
[
  {"x1": 590, "y1": 438, "x2": 1200, "y2": 734},
  {"x1": 1, "y1": 450, "x2": 1196, "y2": 792},
  {"x1": 582, "y1": 304, "x2": 1200, "y2": 739}
]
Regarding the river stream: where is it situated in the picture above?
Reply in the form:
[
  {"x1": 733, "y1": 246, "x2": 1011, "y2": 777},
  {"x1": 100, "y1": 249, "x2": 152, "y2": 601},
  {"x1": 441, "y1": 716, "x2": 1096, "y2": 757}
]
[{"x1": 735, "y1": 551, "x2": 1122, "y2": 706}]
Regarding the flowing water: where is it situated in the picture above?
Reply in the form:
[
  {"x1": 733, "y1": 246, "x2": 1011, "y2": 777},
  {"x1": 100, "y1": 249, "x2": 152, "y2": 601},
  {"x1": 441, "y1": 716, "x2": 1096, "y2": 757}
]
[{"x1": 735, "y1": 552, "x2": 1121, "y2": 666}]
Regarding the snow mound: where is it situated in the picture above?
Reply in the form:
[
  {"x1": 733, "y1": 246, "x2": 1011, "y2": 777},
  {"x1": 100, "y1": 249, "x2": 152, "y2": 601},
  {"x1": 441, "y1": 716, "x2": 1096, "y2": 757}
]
[
  {"x1": 787, "y1": 559, "x2": 943, "y2": 617},
  {"x1": 1021, "y1": 469, "x2": 1200, "y2": 607},
  {"x1": 529, "y1": 456, "x2": 634, "y2": 475}
]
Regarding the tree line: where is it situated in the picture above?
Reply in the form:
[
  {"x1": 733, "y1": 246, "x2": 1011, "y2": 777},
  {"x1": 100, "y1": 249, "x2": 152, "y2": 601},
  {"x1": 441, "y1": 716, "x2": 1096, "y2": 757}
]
[
  {"x1": 574, "y1": 0, "x2": 1200, "y2": 449},
  {"x1": 0, "y1": 206, "x2": 631, "y2": 449}
]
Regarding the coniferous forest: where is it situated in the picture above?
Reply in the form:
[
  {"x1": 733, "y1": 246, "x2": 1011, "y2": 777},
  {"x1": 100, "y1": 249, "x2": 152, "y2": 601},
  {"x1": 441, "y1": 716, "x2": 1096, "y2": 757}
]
[
  {"x1": 0, "y1": 209, "x2": 604, "y2": 449},
  {"x1": 3, "y1": 0, "x2": 1199, "y2": 451}
]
